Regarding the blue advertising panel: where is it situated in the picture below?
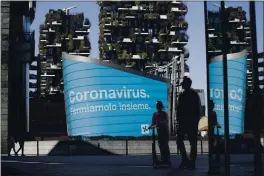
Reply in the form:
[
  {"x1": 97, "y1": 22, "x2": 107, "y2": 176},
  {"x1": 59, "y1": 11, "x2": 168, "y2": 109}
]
[
  {"x1": 209, "y1": 50, "x2": 247, "y2": 135},
  {"x1": 62, "y1": 53, "x2": 169, "y2": 137}
]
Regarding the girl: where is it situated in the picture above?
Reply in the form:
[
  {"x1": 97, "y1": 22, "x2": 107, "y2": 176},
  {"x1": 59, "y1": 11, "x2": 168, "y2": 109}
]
[{"x1": 150, "y1": 101, "x2": 171, "y2": 165}]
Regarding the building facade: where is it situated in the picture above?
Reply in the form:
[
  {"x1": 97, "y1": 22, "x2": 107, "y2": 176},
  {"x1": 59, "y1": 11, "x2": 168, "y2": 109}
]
[
  {"x1": 38, "y1": 9, "x2": 91, "y2": 98},
  {"x1": 27, "y1": 9, "x2": 91, "y2": 136},
  {"x1": 98, "y1": 1, "x2": 189, "y2": 74},
  {"x1": 205, "y1": 4, "x2": 264, "y2": 132},
  {"x1": 1, "y1": 1, "x2": 36, "y2": 153},
  {"x1": 98, "y1": 1, "x2": 189, "y2": 135},
  {"x1": 206, "y1": 7, "x2": 253, "y2": 92}
]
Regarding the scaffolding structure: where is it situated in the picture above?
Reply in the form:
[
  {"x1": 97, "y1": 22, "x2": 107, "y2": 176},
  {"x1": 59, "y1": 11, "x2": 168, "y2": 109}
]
[{"x1": 147, "y1": 53, "x2": 187, "y2": 135}]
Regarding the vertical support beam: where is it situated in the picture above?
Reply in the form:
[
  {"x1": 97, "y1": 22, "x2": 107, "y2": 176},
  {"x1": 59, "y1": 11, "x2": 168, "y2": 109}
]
[
  {"x1": 220, "y1": 2, "x2": 230, "y2": 175},
  {"x1": 204, "y1": 2, "x2": 214, "y2": 173},
  {"x1": 172, "y1": 60, "x2": 177, "y2": 135},
  {"x1": 180, "y1": 54, "x2": 185, "y2": 80},
  {"x1": 26, "y1": 63, "x2": 30, "y2": 132},
  {"x1": 249, "y1": 2, "x2": 263, "y2": 175},
  {"x1": 166, "y1": 66, "x2": 170, "y2": 79}
]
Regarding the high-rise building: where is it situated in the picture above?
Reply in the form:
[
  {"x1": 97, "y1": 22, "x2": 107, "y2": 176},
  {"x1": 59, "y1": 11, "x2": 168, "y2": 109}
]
[
  {"x1": 98, "y1": 1, "x2": 189, "y2": 74},
  {"x1": 38, "y1": 9, "x2": 91, "y2": 98},
  {"x1": 206, "y1": 6, "x2": 253, "y2": 92},
  {"x1": 258, "y1": 52, "x2": 264, "y2": 91},
  {"x1": 1, "y1": 1, "x2": 36, "y2": 153}
]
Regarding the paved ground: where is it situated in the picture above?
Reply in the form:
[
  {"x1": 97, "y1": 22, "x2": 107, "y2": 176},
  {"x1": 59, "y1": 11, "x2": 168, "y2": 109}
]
[{"x1": 1, "y1": 155, "x2": 255, "y2": 176}]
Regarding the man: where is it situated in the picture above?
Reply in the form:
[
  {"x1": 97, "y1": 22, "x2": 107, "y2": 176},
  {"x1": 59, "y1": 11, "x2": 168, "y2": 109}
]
[{"x1": 176, "y1": 76, "x2": 201, "y2": 170}]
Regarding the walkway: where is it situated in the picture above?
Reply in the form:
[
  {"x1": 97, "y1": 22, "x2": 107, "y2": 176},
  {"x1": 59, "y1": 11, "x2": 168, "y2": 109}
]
[{"x1": 2, "y1": 155, "x2": 255, "y2": 176}]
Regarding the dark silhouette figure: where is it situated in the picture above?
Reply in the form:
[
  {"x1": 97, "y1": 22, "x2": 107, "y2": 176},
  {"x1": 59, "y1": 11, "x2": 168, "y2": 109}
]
[
  {"x1": 150, "y1": 101, "x2": 171, "y2": 164},
  {"x1": 208, "y1": 100, "x2": 221, "y2": 170},
  {"x1": 176, "y1": 77, "x2": 201, "y2": 170},
  {"x1": 7, "y1": 135, "x2": 16, "y2": 156},
  {"x1": 15, "y1": 132, "x2": 25, "y2": 156}
]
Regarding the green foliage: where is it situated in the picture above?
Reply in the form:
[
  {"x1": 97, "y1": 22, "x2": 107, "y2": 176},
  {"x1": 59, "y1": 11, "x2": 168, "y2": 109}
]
[
  {"x1": 40, "y1": 49, "x2": 48, "y2": 55},
  {"x1": 68, "y1": 34, "x2": 73, "y2": 39},
  {"x1": 68, "y1": 39, "x2": 74, "y2": 51}
]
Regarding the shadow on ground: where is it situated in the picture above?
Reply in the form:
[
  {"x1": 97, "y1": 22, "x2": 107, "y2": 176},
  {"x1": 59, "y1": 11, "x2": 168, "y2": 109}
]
[{"x1": 48, "y1": 140, "x2": 116, "y2": 156}]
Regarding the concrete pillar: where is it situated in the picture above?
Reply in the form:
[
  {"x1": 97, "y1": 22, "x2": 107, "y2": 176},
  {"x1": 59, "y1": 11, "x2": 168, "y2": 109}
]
[{"x1": 1, "y1": 1, "x2": 10, "y2": 154}]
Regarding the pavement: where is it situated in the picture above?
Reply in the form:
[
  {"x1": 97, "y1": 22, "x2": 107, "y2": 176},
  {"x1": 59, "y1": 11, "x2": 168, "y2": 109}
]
[{"x1": 1, "y1": 155, "x2": 256, "y2": 176}]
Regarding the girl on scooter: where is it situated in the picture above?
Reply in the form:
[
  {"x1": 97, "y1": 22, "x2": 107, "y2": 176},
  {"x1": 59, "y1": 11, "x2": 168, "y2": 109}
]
[{"x1": 150, "y1": 101, "x2": 171, "y2": 165}]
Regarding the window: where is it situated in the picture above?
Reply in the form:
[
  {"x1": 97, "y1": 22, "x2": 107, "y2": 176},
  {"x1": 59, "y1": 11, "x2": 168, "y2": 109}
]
[
  {"x1": 134, "y1": 20, "x2": 138, "y2": 27},
  {"x1": 148, "y1": 29, "x2": 153, "y2": 34}
]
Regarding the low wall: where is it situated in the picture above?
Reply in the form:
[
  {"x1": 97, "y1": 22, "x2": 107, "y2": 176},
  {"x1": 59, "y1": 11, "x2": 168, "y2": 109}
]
[
  {"x1": 10, "y1": 140, "x2": 208, "y2": 156},
  {"x1": 9, "y1": 136, "x2": 264, "y2": 156}
]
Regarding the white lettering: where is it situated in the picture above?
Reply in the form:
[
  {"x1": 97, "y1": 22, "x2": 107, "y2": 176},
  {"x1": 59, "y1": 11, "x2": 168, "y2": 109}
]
[{"x1": 69, "y1": 91, "x2": 75, "y2": 104}]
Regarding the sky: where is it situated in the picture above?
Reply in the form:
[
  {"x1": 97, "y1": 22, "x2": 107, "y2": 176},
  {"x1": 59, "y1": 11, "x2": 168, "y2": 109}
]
[{"x1": 31, "y1": 1, "x2": 264, "y2": 107}]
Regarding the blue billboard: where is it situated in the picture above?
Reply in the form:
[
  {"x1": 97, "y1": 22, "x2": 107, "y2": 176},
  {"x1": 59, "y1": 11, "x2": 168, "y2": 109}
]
[
  {"x1": 209, "y1": 50, "x2": 247, "y2": 135},
  {"x1": 62, "y1": 53, "x2": 169, "y2": 136}
]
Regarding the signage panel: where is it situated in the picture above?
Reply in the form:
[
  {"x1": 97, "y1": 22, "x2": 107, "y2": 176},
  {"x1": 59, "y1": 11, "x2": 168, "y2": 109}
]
[
  {"x1": 209, "y1": 50, "x2": 247, "y2": 135},
  {"x1": 62, "y1": 53, "x2": 169, "y2": 136}
]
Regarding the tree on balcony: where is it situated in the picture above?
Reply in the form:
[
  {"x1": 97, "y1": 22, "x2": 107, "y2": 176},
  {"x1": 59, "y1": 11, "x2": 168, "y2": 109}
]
[
  {"x1": 179, "y1": 3, "x2": 188, "y2": 15},
  {"x1": 68, "y1": 39, "x2": 74, "y2": 52},
  {"x1": 144, "y1": 13, "x2": 159, "y2": 20},
  {"x1": 120, "y1": 50, "x2": 131, "y2": 60},
  {"x1": 145, "y1": 35, "x2": 153, "y2": 42},
  {"x1": 39, "y1": 24, "x2": 46, "y2": 31},
  {"x1": 40, "y1": 49, "x2": 48, "y2": 55},
  {"x1": 84, "y1": 18, "x2": 90, "y2": 26},
  {"x1": 208, "y1": 39, "x2": 216, "y2": 51},
  {"x1": 168, "y1": 13, "x2": 176, "y2": 22},
  {"x1": 83, "y1": 36, "x2": 90, "y2": 48},
  {"x1": 39, "y1": 35, "x2": 46, "y2": 40},
  {"x1": 99, "y1": 10, "x2": 107, "y2": 19},
  {"x1": 39, "y1": 42, "x2": 46, "y2": 49},
  {"x1": 135, "y1": 0, "x2": 140, "y2": 6},
  {"x1": 180, "y1": 21, "x2": 188, "y2": 30},
  {"x1": 112, "y1": 44, "x2": 121, "y2": 55},
  {"x1": 54, "y1": 33, "x2": 61, "y2": 44},
  {"x1": 170, "y1": 35, "x2": 178, "y2": 43},
  {"x1": 140, "y1": 52, "x2": 148, "y2": 59}
]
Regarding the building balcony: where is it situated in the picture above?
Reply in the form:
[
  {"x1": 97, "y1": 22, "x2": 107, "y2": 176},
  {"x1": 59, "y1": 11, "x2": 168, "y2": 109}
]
[
  {"x1": 41, "y1": 73, "x2": 56, "y2": 77},
  {"x1": 229, "y1": 18, "x2": 246, "y2": 23},
  {"x1": 208, "y1": 34, "x2": 218, "y2": 38},
  {"x1": 158, "y1": 47, "x2": 182, "y2": 53},
  {"x1": 122, "y1": 38, "x2": 133, "y2": 43},
  {"x1": 71, "y1": 36, "x2": 85, "y2": 40},
  {"x1": 145, "y1": 38, "x2": 159, "y2": 44},
  {"x1": 40, "y1": 39, "x2": 48, "y2": 43},
  {"x1": 130, "y1": 5, "x2": 145, "y2": 11},
  {"x1": 160, "y1": 15, "x2": 168, "y2": 20},
  {"x1": 208, "y1": 28, "x2": 215, "y2": 31},
  {"x1": 29, "y1": 82, "x2": 37, "y2": 88},
  {"x1": 134, "y1": 31, "x2": 149, "y2": 35},
  {"x1": 118, "y1": 7, "x2": 129, "y2": 11},
  {"x1": 171, "y1": 40, "x2": 188, "y2": 45},
  {"x1": 69, "y1": 52, "x2": 90, "y2": 56},
  {"x1": 46, "y1": 21, "x2": 62, "y2": 25},
  {"x1": 170, "y1": 7, "x2": 187, "y2": 13},
  {"x1": 45, "y1": 43, "x2": 62, "y2": 47},
  {"x1": 44, "y1": 64, "x2": 61, "y2": 70},
  {"x1": 29, "y1": 74, "x2": 37, "y2": 79},
  {"x1": 172, "y1": 1, "x2": 181, "y2": 4},
  {"x1": 230, "y1": 41, "x2": 249, "y2": 45},
  {"x1": 75, "y1": 26, "x2": 90, "y2": 33}
]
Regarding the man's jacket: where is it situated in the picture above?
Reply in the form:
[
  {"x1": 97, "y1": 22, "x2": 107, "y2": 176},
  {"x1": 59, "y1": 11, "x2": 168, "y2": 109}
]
[{"x1": 176, "y1": 88, "x2": 201, "y2": 126}]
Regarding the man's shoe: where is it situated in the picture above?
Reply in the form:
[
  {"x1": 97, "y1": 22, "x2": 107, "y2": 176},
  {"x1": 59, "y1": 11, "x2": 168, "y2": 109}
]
[
  {"x1": 178, "y1": 161, "x2": 188, "y2": 169},
  {"x1": 188, "y1": 161, "x2": 196, "y2": 170}
]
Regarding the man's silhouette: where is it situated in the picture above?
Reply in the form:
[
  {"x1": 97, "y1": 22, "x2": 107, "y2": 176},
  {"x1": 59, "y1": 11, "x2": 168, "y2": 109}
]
[{"x1": 176, "y1": 76, "x2": 201, "y2": 170}]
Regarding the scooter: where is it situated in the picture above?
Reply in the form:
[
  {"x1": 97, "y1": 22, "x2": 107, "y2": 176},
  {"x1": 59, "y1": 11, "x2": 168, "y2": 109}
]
[{"x1": 149, "y1": 125, "x2": 171, "y2": 169}]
